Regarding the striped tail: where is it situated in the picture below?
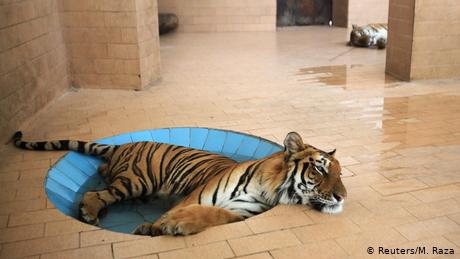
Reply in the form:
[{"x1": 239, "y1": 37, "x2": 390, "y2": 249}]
[{"x1": 12, "y1": 131, "x2": 118, "y2": 159}]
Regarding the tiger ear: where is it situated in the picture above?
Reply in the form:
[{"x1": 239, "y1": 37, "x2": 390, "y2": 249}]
[
  {"x1": 352, "y1": 24, "x2": 358, "y2": 30},
  {"x1": 328, "y1": 149, "x2": 337, "y2": 157},
  {"x1": 284, "y1": 132, "x2": 305, "y2": 155}
]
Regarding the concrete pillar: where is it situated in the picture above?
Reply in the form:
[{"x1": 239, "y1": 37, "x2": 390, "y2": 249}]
[
  {"x1": 386, "y1": 0, "x2": 460, "y2": 80},
  {"x1": 332, "y1": 0, "x2": 348, "y2": 27},
  {"x1": 332, "y1": 0, "x2": 389, "y2": 29},
  {"x1": 62, "y1": 0, "x2": 161, "y2": 90},
  {"x1": 385, "y1": 0, "x2": 415, "y2": 81}
]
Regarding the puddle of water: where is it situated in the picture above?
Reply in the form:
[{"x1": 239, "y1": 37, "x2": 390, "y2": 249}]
[
  {"x1": 381, "y1": 93, "x2": 460, "y2": 149},
  {"x1": 296, "y1": 64, "x2": 399, "y2": 89}
]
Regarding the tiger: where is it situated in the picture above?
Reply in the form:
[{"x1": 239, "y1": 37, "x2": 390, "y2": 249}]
[
  {"x1": 12, "y1": 131, "x2": 346, "y2": 236},
  {"x1": 349, "y1": 23, "x2": 388, "y2": 49}
]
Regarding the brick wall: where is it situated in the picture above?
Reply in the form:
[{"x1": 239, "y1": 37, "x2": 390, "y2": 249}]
[
  {"x1": 385, "y1": 0, "x2": 414, "y2": 81},
  {"x1": 0, "y1": 0, "x2": 69, "y2": 141},
  {"x1": 62, "y1": 0, "x2": 161, "y2": 90},
  {"x1": 158, "y1": 0, "x2": 276, "y2": 32},
  {"x1": 410, "y1": 0, "x2": 460, "y2": 79}
]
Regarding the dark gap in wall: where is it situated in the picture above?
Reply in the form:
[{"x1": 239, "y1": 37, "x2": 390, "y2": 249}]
[{"x1": 277, "y1": 0, "x2": 332, "y2": 26}]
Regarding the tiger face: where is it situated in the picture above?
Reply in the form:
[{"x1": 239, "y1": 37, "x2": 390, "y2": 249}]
[
  {"x1": 283, "y1": 132, "x2": 347, "y2": 214},
  {"x1": 350, "y1": 24, "x2": 372, "y2": 47}
]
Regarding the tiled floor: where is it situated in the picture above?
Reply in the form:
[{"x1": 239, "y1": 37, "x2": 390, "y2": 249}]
[{"x1": 1, "y1": 26, "x2": 460, "y2": 258}]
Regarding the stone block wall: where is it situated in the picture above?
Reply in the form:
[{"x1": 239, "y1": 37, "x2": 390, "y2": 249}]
[
  {"x1": 158, "y1": 0, "x2": 276, "y2": 32},
  {"x1": 0, "y1": 0, "x2": 161, "y2": 141},
  {"x1": 385, "y1": 0, "x2": 414, "y2": 81},
  {"x1": 386, "y1": 0, "x2": 460, "y2": 80},
  {"x1": 62, "y1": 0, "x2": 161, "y2": 90},
  {"x1": 332, "y1": 0, "x2": 389, "y2": 29},
  {"x1": 0, "y1": 0, "x2": 69, "y2": 141},
  {"x1": 410, "y1": 0, "x2": 460, "y2": 79}
]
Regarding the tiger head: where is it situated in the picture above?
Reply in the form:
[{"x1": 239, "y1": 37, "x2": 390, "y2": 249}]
[
  {"x1": 281, "y1": 132, "x2": 347, "y2": 214},
  {"x1": 350, "y1": 24, "x2": 371, "y2": 47}
]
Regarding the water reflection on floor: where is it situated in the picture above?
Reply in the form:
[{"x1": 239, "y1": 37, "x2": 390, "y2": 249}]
[{"x1": 296, "y1": 64, "x2": 399, "y2": 89}]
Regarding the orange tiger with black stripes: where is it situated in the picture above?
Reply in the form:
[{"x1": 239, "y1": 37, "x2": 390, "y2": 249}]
[
  {"x1": 12, "y1": 131, "x2": 346, "y2": 236},
  {"x1": 349, "y1": 23, "x2": 388, "y2": 49}
]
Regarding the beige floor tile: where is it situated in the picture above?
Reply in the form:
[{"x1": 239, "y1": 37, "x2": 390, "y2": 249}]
[
  {"x1": 0, "y1": 159, "x2": 50, "y2": 173},
  {"x1": 410, "y1": 185, "x2": 460, "y2": 203},
  {"x1": 396, "y1": 217, "x2": 460, "y2": 241},
  {"x1": 336, "y1": 226, "x2": 408, "y2": 256},
  {"x1": 292, "y1": 218, "x2": 361, "y2": 243},
  {"x1": 18, "y1": 168, "x2": 51, "y2": 180},
  {"x1": 228, "y1": 230, "x2": 301, "y2": 256},
  {"x1": 112, "y1": 236, "x2": 186, "y2": 258},
  {"x1": 0, "y1": 223, "x2": 44, "y2": 243},
  {"x1": 159, "y1": 241, "x2": 234, "y2": 259},
  {"x1": 234, "y1": 252, "x2": 273, "y2": 259},
  {"x1": 129, "y1": 255, "x2": 159, "y2": 259},
  {"x1": 80, "y1": 228, "x2": 147, "y2": 247},
  {"x1": 0, "y1": 215, "x2": 8, "y2": 228},
  {"x1": 347, "y1": 186, "x2": 382, "y2": 202},
  {"x1": 443, "y1": 231, "x2": 460, "y2": 248},
  {"x1": 380, "y1": 167, "x2": 433, "y2": 182},
  {"x1": 372, "y1": 179, "x2": 429, "y2": 196},
  {"x1": 0, "y1": 233, "x2": 79, "y2": 258},
  {"x1": 0, "y1": 196, "x2": 44, "y2": 213},
  {"x1": 342, "y1": 173, "x2": 390, "y2": 188},
  {"x1": 306, "y1": 201, "x2": 371, "y2": 224},
  {"x1": 447, "y1": 213, "x2": 460, "y2": 225},
  {"x1": 184, "y1": 221, "x2": 252, "y2": 247},
  {"x1": 245, "y1": 211, "x2": 313, "y2": 234},
  {"x1": 359, "y1": 193, "x2": 421, "y2": 213},
  {"x1": 351, "y1": 208, "x2": 418, "y2": 230},
  {"x1": 270, "y1": 240, "x2": 348, "y2": 259},
  {"x1": 40, "y1": 245, "x2": 113, "y2": 259},
  {"x1": 44, "y1": 219, "x2": 98, "y2": 236},
  {"x1": 0, "y1": 171, "x2": 19, "y2": 182},
  {"x1": 419, "y1": 174, "x2": 460, "y2": 187},
  {"x1": 7, "y1": 208, "x2": 67, "y2": 227},
  {"x1": 405, "y1": 199, "x2": 460, "y2": 220}
]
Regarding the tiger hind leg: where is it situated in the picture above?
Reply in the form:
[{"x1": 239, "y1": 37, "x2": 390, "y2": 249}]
[
  {"x1": 97, "y1": 163, "x2": 110, "y2": 183},
  {"x1": 133, "y1": 204, "x2": 244, "y2": 236}
]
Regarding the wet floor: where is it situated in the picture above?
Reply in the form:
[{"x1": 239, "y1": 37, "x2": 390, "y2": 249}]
[
  {"x1": 1, "y1": 26, "x2": 460, "y2": 258},
  {"x1": 296, "y1": 64, "x2": 399, "y2": 89}
]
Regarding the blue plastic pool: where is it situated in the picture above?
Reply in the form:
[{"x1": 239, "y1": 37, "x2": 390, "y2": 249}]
[{"x1": 45, "y1": 127, "x2": 283, "y2": 234}]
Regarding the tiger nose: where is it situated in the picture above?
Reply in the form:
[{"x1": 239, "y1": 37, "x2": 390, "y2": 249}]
[{"x1": 333, "y1": 193, "x2": 344, "y2": 202}]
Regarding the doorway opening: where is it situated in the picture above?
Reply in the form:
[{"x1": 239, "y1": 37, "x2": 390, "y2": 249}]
[{"x1": 277, "y1": 0, "x2": 333, "y2": 26}]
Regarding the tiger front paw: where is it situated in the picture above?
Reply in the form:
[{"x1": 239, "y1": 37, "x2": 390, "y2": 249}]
[
  {"x1": 79, "y1": 192, "x2": 102, "y2": 225},
  {"x1": 79, "y1": 203, "x2": 99, "y2": 225},
  {"x1": 157, "y1": 210, "x2": 206, "y2": 236},
  {"x1": 132, "y1": 222, "x2": 162, "y2": 236}
]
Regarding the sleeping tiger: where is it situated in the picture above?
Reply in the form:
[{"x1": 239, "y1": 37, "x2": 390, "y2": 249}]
[
  {"x1": 349, "y1": 23, "x2": 388, "y2": 49},
  {"x1": 12, "y1": 131, "x2": 346, "y2": 236}
]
